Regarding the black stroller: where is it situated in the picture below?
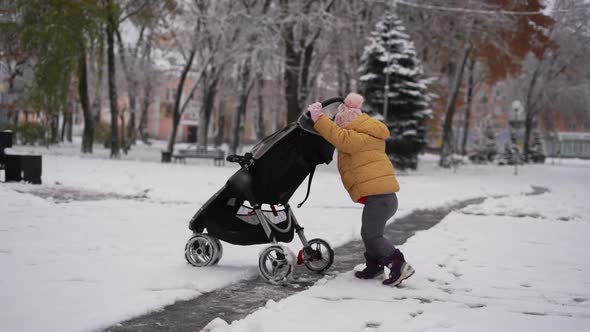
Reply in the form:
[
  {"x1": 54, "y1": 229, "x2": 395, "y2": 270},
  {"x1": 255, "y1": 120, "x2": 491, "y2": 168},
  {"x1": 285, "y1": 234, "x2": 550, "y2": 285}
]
[{"x1": 184, "y1": 97, "x2": 344, "y2": 282}]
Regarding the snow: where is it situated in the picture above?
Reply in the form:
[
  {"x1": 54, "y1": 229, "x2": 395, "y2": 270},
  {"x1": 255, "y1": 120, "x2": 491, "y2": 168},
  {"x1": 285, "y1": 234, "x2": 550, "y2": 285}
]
[
  {"x1": 402, "y1": 129, "x2": 418, "y2": 136},
  {"x1": 359, "y1": 73, "x2": 378, "y2": 81},
  {"x1": 205, "y1": 163, "x2": 590, "y2": 332},
  {"x1": 206, "y1": 213, "x2": 590, "y2": 332},
  {"x1": 1, "y1": 144, "x2": 590, "y2": 332}
]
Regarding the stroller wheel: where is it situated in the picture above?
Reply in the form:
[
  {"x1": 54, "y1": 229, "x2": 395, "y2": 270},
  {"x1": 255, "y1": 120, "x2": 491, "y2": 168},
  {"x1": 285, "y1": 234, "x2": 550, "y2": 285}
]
[
  {"x1": 184, "y1": 234, "x2": 219, "y2": 267},
  {"x1": 302, "y1": 238, "x2": 334, "y2": 273},
  {"x1": 258, "y1": 245, "x2": 295, "y2": 283},
  {"x1": 211, "y1": 237, "x2": 223, "y2": 265}
]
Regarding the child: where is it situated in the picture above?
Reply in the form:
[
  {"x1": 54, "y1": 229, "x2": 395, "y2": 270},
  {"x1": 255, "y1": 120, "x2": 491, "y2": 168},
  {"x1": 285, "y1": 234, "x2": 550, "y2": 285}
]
[{"x1": 308, "y1": 93, "x2": 414, "y2": 286}]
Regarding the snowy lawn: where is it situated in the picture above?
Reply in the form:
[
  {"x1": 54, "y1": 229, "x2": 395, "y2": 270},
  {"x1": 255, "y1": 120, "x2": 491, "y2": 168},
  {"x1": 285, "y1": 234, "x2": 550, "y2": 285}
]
[
  {"x1": 206, "y1": 212, "x2": 590, "y2": 332},
  {"x1": 1, "y1": 147, "x2": 589, "y2": 332},
  {"x1": 205, "y1": 161, "x2": 590, "y2": 332}
]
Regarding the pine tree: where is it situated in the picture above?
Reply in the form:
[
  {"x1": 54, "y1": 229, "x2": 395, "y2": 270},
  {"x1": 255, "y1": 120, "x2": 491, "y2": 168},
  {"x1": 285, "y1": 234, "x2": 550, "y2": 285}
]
[{"x1": 358, "y1": 13, "x2": 431, "y2": 170}]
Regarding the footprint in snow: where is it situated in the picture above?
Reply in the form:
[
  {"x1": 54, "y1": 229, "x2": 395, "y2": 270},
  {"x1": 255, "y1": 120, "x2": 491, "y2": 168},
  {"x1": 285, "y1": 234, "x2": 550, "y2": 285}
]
[
  {"x1": 364, "y1": 321, "x2": 382, "y2": 329},
  {"x1": 409, "y1": 310, "x2": 424, "y2": 318}
]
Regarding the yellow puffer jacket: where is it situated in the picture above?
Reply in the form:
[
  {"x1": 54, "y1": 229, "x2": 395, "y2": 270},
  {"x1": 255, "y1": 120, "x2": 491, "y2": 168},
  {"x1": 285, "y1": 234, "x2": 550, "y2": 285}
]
[{"x1": 313, "y1": 113, "x2": 400, "y2": 202}]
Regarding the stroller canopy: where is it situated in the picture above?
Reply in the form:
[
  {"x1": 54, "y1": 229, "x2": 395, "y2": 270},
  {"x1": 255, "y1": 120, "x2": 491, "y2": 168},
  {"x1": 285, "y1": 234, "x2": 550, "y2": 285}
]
[{"x1": 250, "y1": 111, "x2": 322, "y2": 160}]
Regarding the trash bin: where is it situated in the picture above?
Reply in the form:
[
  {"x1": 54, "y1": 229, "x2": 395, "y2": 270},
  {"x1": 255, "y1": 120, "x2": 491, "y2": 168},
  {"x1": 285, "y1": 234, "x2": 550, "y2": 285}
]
[
  {"x1": 0, "y1": 130, "x2": 13, "y2": 168},
  {"x1": 0, "y1": 130, "x2": 12, "y2": 150},
  {"x1": 21, "y1": 155, "x2": 42, "y2": 184},
  {"x1": 4, "y1": 154, "x2": 22, "y2": 182},
  {"x1": 3, "y1": 153, "x2": 42, "y2": 184},
  {"x1": 161, "y1": 150, "x2": 172, "y2": 163},
  {"x1": 1, "y1": 131, "x2": 42, "y2": 184}
]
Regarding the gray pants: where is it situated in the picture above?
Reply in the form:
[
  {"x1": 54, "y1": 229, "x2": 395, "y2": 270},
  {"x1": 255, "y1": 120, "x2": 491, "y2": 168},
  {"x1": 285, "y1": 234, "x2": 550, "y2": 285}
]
[{"x1": 361, "y1": 193, "x2": 398, "y2": 259}]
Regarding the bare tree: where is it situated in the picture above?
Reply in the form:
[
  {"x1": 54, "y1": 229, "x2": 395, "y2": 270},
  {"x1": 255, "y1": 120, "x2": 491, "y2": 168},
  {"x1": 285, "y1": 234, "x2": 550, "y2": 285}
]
[
  {"x1": 105, "y1": 0, "x2": 121, "y2": 157},
  {"x1": 460, "y1": 55, "x2": 484, "y2": 155},
  {"x1": 78, "y1": 45, "x2": 95, "y2": 153},
  {"x1": 162, "y1": 0, "x2": 229, "y2": 154},
  {"x1": 397, "y1": 0, "x2": 553, "y2": 167},
  {"x1": 137, "y1": 32, "x2": 155, "y2": 144},
  {"x1": 521, "y1": 0, "x2": 590, "y2": 159},
  {"x1": 279, "y1": 0, "x2": 336, "y2": 123}
]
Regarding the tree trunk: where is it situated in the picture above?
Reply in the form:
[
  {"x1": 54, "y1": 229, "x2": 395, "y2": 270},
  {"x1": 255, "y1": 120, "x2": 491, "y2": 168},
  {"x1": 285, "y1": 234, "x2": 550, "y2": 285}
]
[
  {"x1": 115, "y1": 28, "x2": 138, "y2": 150},
  {"x1": 215, "y1": 111, "x2": 225, "y2": 148},
  {"x1": 11, "y1": 110, "x2": 19, "y2": 127},
  {"x1": 280, "y1": 3, "x2": 299, "y2": 124},
  {"x1": 92, "y1": 35, "x2": 105, "y2": 124},
  {"x1": 79, "y1": 50, "x2": 94, "y2": 153},
  {"x1": 283, "y1": 37, "x2": 300, "y2": 124},
  {"x1": 7, "y1": 76, "x2": 19, "y2": 126},
  {"x1": 49, "y1": 112, "x2": 59, "y2": 144},
  {"x1": 336, "y1": 54, "x2": 351, "y2": 97},
  {"x1": 523, "y1": 64, "x2": 541, "y2": 162},
  {"x1": 138, "y1": 77, "x2": 152, "y2": 144},
  {"x1": 256, "y1": 72, "x2": 266, "y2": 139},
  {"x1": 126, "y1": 112, "x2": 136, "y2": 147},
  {"x1": 66, "y1": 110, "x2": 73, "y2": 142},
  {"x1": 138, "y1": 39, "x2": 152, "y2": 144},
  {"x1": 282, "y1": 37, "x2": 319, "y2": 124},
  {"x1": 120, "y1": 109, "x2": 127, "y2": 154},
  {"x1": 231, "y1": 61, "x2": 254, "y2": 155},
  {"x1": 439, "y1": 43, "x2": 472, "y2": 167},
  {"x1": 167, "y1": 48, "x2": 196, "y2": 153},
  {"x1": 461, "y1": 56, "x2": 476, "y2": 156},
  {"x1": 78, "y1": 42, "x2": 94, "y2": 153},
  {"x1": 92, "y1": 92, "x2": 102, "y2": 123},
  {"x1": 106, "y1": 0, "x2": 120, "y2": 158},
  {"x1": 280, "y1": 0, "x2": 324, "y2": 124},
  {"x1": 198, "y1": 69, "x2": 219, "y2": 149},
  {"x1": 60, "y1": 110, "x2": 67, "y2": 142}
]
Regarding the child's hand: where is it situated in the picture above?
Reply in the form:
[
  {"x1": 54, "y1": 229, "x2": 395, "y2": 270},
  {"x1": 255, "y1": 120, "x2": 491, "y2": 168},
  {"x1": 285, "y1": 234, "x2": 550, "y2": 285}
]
[{"x1": 308, "y1": 102, "x2": 323, "y2": 122}]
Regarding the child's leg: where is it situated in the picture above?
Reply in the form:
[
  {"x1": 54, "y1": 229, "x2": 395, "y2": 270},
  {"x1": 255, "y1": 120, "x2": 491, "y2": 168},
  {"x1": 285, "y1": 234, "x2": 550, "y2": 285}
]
[{"x1": 361, "y1": 193, "x2": 398, "y2": 259}]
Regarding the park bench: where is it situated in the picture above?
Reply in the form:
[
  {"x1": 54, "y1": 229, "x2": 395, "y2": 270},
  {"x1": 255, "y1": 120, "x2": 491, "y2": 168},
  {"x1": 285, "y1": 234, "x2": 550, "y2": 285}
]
[{"x1": 173, "y1": 145, "x2": 226, "y2": 166}]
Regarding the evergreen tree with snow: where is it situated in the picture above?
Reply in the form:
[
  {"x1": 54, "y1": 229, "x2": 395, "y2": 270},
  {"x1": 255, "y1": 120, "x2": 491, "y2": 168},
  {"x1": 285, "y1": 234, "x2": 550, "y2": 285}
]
[{"x1": 358, "y1": 13, "x2": 431, "y2": 170}]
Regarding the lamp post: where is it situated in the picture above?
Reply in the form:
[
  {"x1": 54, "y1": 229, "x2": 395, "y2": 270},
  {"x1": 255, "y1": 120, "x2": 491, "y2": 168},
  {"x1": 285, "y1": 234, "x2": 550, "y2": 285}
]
[{"x1": 508, "y1": 100, "x2": 524, "y2": 175}]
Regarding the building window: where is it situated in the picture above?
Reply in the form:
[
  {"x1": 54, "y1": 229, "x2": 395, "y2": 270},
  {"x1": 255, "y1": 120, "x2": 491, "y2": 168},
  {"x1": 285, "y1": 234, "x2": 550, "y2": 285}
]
[{"x1": 569, "y1": 123, "x2": 577, "y2": 131}]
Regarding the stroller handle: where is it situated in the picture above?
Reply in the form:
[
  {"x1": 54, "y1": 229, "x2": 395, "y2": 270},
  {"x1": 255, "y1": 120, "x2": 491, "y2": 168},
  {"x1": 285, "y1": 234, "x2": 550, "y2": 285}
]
[
  {"x1": 320, "y1": 97, "x2": 344, "y2": 108},
  {"x1": 302, "y1": 97, "x2": 345, "y2": 119},
  {"x1": 226, "y1": 152, "x2": 255, "y2": 169}
]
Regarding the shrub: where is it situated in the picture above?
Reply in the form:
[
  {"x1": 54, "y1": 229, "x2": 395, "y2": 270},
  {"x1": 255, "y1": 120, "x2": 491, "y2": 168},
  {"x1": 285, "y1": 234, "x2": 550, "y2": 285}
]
[
  {"x1": 17, "y1": 122, "x2": 45, "y2": 145},
  {"x1": 94, "y1": 122, "x2": 111, "y2": 148}
]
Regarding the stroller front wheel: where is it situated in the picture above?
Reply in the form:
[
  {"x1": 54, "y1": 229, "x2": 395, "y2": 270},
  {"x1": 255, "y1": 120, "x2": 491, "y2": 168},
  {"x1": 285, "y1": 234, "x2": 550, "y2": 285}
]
[
  {"x1": 211, "y1": 237, "x2": 223, "y2": 265},
  {"x1": 302, "y1": 238, "x2": 334, "y2": 273},
  {"x1": 184, "y1": 234, "x2": 222, "y2": 267},
  {"x1": 258, "y1": 245, "x2": 295, "y2": 283}
]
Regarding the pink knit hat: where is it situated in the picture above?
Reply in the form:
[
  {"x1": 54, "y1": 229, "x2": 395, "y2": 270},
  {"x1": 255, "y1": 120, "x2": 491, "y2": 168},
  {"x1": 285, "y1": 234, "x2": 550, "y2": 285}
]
[{"x1": 335, "y1": 93, "x2": 364, "y2": 128}]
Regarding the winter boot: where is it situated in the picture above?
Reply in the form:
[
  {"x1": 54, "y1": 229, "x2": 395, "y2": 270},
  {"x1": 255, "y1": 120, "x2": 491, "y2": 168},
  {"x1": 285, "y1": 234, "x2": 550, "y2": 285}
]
[
  {"x1": 381, "y1": 249, "x2": 415, "y2": 286},
  {"x1": 355, "y1": 252, "x2": 384, "y2": 279}
]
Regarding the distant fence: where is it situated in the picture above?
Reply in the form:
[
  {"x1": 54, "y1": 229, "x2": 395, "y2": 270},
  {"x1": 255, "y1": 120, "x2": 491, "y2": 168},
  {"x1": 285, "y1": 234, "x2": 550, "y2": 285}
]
[{"x1": 545, "y1": 132, "x2": 590, "y2": 159}]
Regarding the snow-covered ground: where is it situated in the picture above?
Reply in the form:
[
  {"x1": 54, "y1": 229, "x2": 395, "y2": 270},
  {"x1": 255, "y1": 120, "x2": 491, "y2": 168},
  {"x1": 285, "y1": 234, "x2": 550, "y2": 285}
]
[
  {"x1": 1, "y1": 144, "x2": 589, "y2": 332},
  {"x1": 206, "y1": 211, "x2": 590, "y2": 332}
]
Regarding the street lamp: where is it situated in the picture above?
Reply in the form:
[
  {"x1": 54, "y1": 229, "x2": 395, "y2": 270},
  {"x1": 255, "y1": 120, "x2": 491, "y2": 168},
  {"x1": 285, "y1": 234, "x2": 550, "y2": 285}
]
[{"x1": 509, "y1": 100, "x2": 524, "y2": 174}]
